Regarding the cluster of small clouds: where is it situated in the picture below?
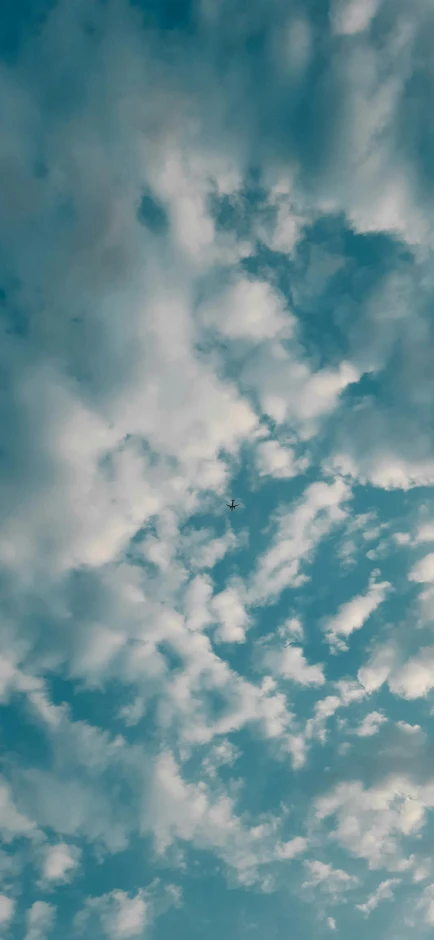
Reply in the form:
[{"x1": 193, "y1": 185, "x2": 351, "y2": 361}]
[{"x1": 2, "y1": 0, "x2": 434, "y2": 936}]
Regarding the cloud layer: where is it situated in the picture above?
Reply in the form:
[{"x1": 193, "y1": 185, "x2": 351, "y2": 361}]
[{"x1": 1, "y1": 0, "x2": 434, "y2": 938}]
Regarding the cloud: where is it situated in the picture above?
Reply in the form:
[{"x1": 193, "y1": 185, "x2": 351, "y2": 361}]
[
  {"x1": 302, "y1": 860, "x2": 359, "y2": 897},
  {"x1": 248, "y1": 478, "x2": 349, "y2": 605},
  {"x1": 315, "y1": 775, "x2": 434, "y2": 870},
  {"x1": 331, "y1": 453, "x2": 434, "y2": 492},
  {"x1": 409, "y1": 554, "x2": 434, "y2": 583},
  {"x1": 331, "y1": 0, "x2": 380, "y2": 36},
  {"x1": 323, "y1": 576, "x2": 390, "y2": 652},
  {"x1": 242, "y1": 348, "x2": 359, "y2": 437},
  {"x1": 355, "y1": 711, "x2": 387, "y2": 737},
  {"x1": 0, "y1": 894, "x2": 15, "y2": 927},
  {"x1": 356, "y1": 878, "x2": 400, "y2": 915},
  {"x1": 416, "y1": 523, "x2": 434, "y2": 544},
  {"x1": 143, "y1": 749, "x2": 303, "y2": 883},
  {"x1": 418, "y1": 884, "x2": 434, "y2": 926},
  {"x1": 389, "y1": 648, "x2": 434, "y2": 700},
  {"x1": 2, "y1": 0, "x2": 434, "y2": 935},
  {"x1": 211, "y1": 584, "x2": 250, "y2": 643},
  {"x1": 77, "y1": 890, "x2": 148, "y2": 940},
  {"x1": 76, "y1": 883, "x2": 182, "y2": 939},
  {"x1": 41, "y1": 842, "x2": 81, "y2": 885},
  {"x1": 0, "y1": 777, "x2": 38, "y2": 844},
  {"x1": 261, "y1": 642, "x2": 325, "y2": 688},
  {"x1": 255, "y1": 440, "x2": 308, "y2": 480},
  {"x1": 24, "y1": 902, "x2": 55, "y2": 940},
  {"x1": 275, "y1": 837, "x2": 308, "y2": 860},
  {"x1": 200, "y1": 276, "x2": 292, "y2": 342},
  {"x1": 359, "y1": 643, "x2": 434, "y2": 700},
  {"x1": 358, "y1": 643, "x2": 398, "y2": 694}
]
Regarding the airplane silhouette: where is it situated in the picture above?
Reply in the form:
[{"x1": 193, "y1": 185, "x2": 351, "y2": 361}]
[{"x1": 226, "y1": 499, "x2": 239, "y2": 511}]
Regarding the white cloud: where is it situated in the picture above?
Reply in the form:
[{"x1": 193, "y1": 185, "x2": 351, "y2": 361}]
[
  {"x1": 255, "y1": 440, "x2": 308, "y2": 479},
  {"x1": 302, "y1": 860, "x2": 358, "y2": 897},
  {"x1": 200, "y1": 277, "x2": 292, "y2": 342},
  {"x1": 305, "y1": 695, "x2": 342, "y2": 743},
  {"x1": 281, "y1": 618, "x2": 304, "y2": 641},
  {"x1": 416, "y1": 523, "x2": 434, "y2": 543},
  {"x1": 242, "y1": 346, "x2": 359, "y2": 437},
  {"x1": 184, "y1": 574, "x2": 214, "y2": 633},
  {"x1": 358, "y1": 643, "x2": 397, "y2": 694},
  {"x1": 323, "y1": 576, "x2": 390, "y2": 652},
  {"x1": 201, "y1": 740, "x2": 240, "y2": 779},
  {"x1": 355, "y1": 711, "x2": 387, "y2": 737},
  {"x1": 409, "y1": 554, "x2": 434, "y2": 583},
  {"x1": 418, "y1": 884, "x2": 434, "y2": 926},
  {"x1": 327, "y1": 917, "x2": 336, "y2": 930},
  {"x1": 179, "y1": 528, "x2": 238, "y2": 571},
  {"x1": 315, "y1": 775, "x2": 434, "y2": 870},
  {"x1": 332, "y1": 453, "x2": 434, "y2": 491},
  {"x1": 0, "y1": 895, "x2": 15, "y2": 926},
  {"x1": 211, "y1": 584, "x2": 250, "y2": 643},
  {"x1": 249, "y1": 479, "x2": 349, "y2": 605},
  {"x1": 396, "y1": 721, "x2": 423, "y2": 736},
  {"x1": 0, "y1": 777, "x2": 37, "y2": 843},
  {"x1": 359, "y1": 643, "x2": 434, "y2": 700},
  {"x1": 389, "y1": 648, "x2": 434, "y2": 700},
  {"x1": 257, "y1": 178, "x2": 305, "y2": 253},
  {"x1": 143, "y1": 750, "x2": 302, "y2": 883},
  {"x1": 2, "y1": 0, "x2": 434, "y2": 929},
  {"x1": 331, "y1": 0, "x2": 379, "y2": 36},
  {"x1": 25, "y1": 902, "x2": 55, "y2": 940},
  {"x1": 76, "y1": 890, "x2": 149, "y2": 940},
  {"x1": 356, "y1": 878, "x2": 400, "y2": 915},
  {"x1": 263, "y1": 643, "x2": 325, "y2": 687},
  {"x1": 42, "y1": 842, "x2": 81, "y2": 884},
  {"x1": 275, "y1": 837, "x2": 307, "y2": 860}
]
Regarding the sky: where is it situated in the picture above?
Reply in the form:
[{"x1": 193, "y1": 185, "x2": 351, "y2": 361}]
[{"x1": 2, "y1": 0, "x2": 434, "y2": 937}]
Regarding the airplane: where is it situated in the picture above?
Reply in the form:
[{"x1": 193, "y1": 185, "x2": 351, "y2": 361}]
[{"x1": 226, "y1": 499, "x2": 239, "y2": 512}]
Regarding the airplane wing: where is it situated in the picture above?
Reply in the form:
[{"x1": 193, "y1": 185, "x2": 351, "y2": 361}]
[{"x1": 226, "y1": 504, "x2": 232, "y2": 508}]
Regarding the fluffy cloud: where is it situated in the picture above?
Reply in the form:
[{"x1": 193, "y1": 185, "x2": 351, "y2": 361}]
[
  {"x1": 302, "y1": 860, "x2": 359, "y2": 897},
  {"x1": 200, "y1": 277, "x2": 292, "y2": 342},
  {"x1": 315, "y1": 775, "x2": 434, "y2": 870},
  {"x1": 0, "y1": 894, "x2": 15, "y2": 927},
  {"x1": 323, "y1": 576, "x2": 390, "y2": 653},
  {"x1": 41, "y1": 843, "x2": 81, "y2": 885},
  {"x1": 24, "y1": 902, "x2": 55, "y2": 940},
  {"x1": 248, "y1": 479, "x2": 349, "y2": 605},
  {"x1": 77, "y1": 891, "x2": 148, "y2": 939},
  {"x1": 409, "y1": 554, "x2": 434, "y2": 583},
  {"x1": 2, "y1": 0, "x2": 434, "y2": 936},
  {"x1": 416, "y1": 523, "x2": 434, "y2": 544},
  {"x1": 242, "y1": 349, "x2": 359, "y2": 438},
  {"x1": 359, "y1": 643, "x2": 434, "y2": 700},
  {"x1": 418, "y1": 884, "x2": 434, "y2": 926},
  {"x1": 76, "y1": 883, "x2": 182, "y2": 940},
  {"x1": 255, "y1": 440, "x2": 308, "y2": 480},
  {"x1": 211, "y1": 584, "x2": 250, "y2": 643},
  {"x1": 331, "y1": 0, "x2": 380, "y2": 36},
  {"x1": 0, "y1": 777, "x2": 38, "y2": 843},
  {"x1": 356, "y1": 878, "x2": 400, "y2": 915},
  {"x1": 261, "y1": 642, "x2": 325, "y2": 688},
  {"x1": 355, "y1": 711, "x2": 387, "y2": 737}
]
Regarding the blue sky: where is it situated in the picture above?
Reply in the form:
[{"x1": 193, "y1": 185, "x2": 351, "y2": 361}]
[{"x1": 2, "y1": 0, "x2": 434, "y2": 937}]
